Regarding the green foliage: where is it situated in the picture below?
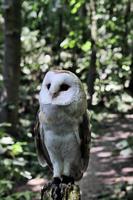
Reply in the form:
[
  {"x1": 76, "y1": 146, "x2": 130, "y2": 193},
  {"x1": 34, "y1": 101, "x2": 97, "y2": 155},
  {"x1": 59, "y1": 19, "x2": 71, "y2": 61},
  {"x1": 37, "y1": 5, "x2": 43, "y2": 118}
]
[
  {"x1": 0, "y1": 191, "x2": 34, "y2": 200},
  {"x1": 20, "y1": 0, "x2": 133, "y2": 114},
  {"x1": 0, "y1": 124, "x2": 44, "y2": 200}
]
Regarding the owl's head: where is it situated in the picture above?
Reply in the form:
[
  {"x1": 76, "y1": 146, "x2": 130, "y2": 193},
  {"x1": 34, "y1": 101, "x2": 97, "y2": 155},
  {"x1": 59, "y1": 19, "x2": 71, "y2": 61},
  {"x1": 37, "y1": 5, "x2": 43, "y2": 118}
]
[{"x1": 39, "y1": 70, "x2": 86, "y2": 106}]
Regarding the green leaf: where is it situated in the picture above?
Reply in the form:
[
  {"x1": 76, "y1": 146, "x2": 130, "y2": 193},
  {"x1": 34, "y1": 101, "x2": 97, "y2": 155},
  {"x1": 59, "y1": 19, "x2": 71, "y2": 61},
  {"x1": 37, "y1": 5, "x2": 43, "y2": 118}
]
[
  {"x1": 11, "y1": 142, "x2": 23, "y2": 156},
  {"x1": 81, "y1": 41, "x2": 91, "y2": 52},
  {"x1": 60, "y1": 38, "x2": 76, "y2": 49},
  {"x1": 71, "y1": 1, "x2": 84, "y2": 14},
  {"x1": 60, "y1": 38, "x2": 69, "y2": 49},
  {"x1": 69, "y1": 39, "x2": 76, "y2": 48}
]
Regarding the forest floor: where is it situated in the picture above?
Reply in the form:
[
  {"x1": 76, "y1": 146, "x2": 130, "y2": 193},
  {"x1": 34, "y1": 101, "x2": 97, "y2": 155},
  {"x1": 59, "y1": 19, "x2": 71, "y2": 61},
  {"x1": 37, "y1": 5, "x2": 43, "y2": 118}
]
[
  {"x1": 79, "y1": 113, "x2": 133, "y2": 200},
  {"x1": 17, "y1": 113, "x2": 133, "y2": 200}
]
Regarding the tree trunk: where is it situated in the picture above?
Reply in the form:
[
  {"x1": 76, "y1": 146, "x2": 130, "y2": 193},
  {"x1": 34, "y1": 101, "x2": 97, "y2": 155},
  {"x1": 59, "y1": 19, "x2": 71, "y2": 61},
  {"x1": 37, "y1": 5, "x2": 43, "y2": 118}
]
[
  {"x1": 87, "y1": 40, "x2": 97, "y2": 107},
  {"x1": 87, "y1": 0, "x2": 97, "y2": 108},
  {"x1": 128, "y1": 53, "x2": 133, "y2": 96},
  {"x1": 2, "y1": 0, "x2": 21, "y2": 137},
  {"x1": 121, "y1": 0, "x2": 133, "y2": 95},
  {"x1": 122, "y1": 0, "x2": 131, "y2": 56},
  {"x1": 127, "y1": 0, "x2": 133, "y2": 95}
]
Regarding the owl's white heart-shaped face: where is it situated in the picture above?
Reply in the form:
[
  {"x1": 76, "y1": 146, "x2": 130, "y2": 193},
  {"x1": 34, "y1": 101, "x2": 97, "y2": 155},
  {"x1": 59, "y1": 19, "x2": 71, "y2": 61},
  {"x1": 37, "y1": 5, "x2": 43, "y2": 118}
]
[{"x1": 39, "y1": 70, "x2": 85, "y2": 106}]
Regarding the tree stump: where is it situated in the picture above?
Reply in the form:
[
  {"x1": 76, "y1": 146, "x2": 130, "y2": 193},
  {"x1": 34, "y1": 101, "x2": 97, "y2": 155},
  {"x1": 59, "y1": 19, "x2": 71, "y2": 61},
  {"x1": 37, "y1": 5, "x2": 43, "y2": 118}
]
[{"x1": 41, "y1": 182, "x2": 81, "y2": 200}]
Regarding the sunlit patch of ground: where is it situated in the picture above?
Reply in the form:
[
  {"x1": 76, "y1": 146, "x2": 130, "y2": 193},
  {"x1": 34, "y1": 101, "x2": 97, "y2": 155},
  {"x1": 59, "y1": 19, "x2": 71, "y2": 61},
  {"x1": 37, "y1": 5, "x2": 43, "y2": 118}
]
[
  {"x1": 15, "y1": 178, "x2": 48, "y2": 200},
  {"x1": 27, "y1": 178, "x2": 48, "y2": 192},
  {"x1": 16, "y1": 178, "x2": 48, "y2": 193}
]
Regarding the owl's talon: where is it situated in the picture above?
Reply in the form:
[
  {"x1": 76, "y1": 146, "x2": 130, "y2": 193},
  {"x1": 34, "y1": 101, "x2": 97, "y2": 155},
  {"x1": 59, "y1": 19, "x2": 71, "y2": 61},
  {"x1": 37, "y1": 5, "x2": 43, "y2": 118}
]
[
  {"x1": 53, "y1": 177, "x2": 61, "y2": 185},
  {"x1": 51, "y1": 178, "x2": 62, "y2": 200},
  {"x1": 61, "y1": 175, "x2": 74, "y2": 184}
]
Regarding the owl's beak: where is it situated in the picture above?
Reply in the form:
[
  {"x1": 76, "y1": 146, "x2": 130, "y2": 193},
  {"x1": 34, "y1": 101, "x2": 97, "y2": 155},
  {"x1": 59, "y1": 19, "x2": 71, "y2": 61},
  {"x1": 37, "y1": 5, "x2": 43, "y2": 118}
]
[{"x1": 50, "y1": 92, "x2": 59, "y2": 99}]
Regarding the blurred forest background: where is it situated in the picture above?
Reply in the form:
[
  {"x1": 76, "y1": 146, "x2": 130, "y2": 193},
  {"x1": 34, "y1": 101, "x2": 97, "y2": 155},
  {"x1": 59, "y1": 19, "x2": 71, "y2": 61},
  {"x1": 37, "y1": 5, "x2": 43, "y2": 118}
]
[{"x1": 0, "y1": 0, "x2": 133, "y2": 200}]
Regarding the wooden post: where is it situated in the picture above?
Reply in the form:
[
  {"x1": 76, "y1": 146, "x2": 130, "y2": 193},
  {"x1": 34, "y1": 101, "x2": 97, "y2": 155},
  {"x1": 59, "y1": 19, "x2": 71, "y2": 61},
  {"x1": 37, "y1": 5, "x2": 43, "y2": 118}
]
[{"x1": 41, "y1": 183, "x2": 81, "y2": 200}]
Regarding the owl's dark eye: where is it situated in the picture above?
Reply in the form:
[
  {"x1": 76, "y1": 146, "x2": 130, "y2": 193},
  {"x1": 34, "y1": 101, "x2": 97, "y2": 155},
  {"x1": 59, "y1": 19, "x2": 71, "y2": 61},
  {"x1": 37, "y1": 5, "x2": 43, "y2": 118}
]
[
  {"x1": 46, "y1": 83, "x2": 51, "y2": 90},
  {"x1": 60, "y1": 83, "x2": 70, "y2": 91}
]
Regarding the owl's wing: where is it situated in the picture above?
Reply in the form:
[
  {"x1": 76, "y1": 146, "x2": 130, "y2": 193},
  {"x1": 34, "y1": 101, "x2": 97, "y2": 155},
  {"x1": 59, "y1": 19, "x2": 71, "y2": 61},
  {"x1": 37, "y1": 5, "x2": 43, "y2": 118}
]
[
  {"x1": 79, "y1": 111, "x2": 91, "y2": 171},
  {"x1": 34, "y1": 113, "x2": 53, "y2": 170}
]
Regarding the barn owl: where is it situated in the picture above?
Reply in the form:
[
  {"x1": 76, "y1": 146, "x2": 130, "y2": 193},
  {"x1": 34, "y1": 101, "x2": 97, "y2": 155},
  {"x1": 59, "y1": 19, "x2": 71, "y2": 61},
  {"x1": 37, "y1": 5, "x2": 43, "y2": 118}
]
[{"x1": 34, "y1": 70, "x2": 91, "y2": 187}]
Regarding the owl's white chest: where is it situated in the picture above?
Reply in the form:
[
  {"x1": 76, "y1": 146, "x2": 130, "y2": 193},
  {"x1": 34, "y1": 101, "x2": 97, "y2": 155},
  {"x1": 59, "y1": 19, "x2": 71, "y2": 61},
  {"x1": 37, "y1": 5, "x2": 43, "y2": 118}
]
[
  {"x1": 43, "y1": 124, "x2": 81, "y2": 169},
  {"x1": 44, "y1": 128, "x2": 79, "y2": 153},
  {"x1": 41, "y1": 105, "x2": 81, "y2": 164}
]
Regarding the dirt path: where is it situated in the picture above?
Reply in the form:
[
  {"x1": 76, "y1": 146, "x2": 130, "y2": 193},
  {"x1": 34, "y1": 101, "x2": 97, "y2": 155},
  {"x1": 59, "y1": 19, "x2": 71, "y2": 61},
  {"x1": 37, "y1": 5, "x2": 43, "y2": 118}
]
[{"x1": 79, "y1": 114, "x2": 133, "y2": 200}]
